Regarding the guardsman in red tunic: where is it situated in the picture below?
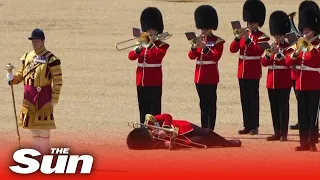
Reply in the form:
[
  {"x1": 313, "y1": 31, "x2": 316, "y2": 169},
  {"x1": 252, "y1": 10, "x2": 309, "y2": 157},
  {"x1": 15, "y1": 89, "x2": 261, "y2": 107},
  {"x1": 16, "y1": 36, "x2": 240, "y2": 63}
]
[
  {"x1": 229, "y1": 0, "x2": 270, "y2": 135},
  {"x1": 126, "y1": 113, "x2": 242, "y2": 150},
  {"x1": 128, "y1": 7, "x2": 169, "y2": 123},
  {"x1": 285, "y1": 8, "x2": 320, "y2": 151},
  {"x1": 188, "y1": 5, "x2": 225, "y2": 130},
  {"x1": 290, "y1": 1, "x2": 319, "y2": 130},
  {"x1": 261, "y1": 11, "x2": 293, "y2": 141}
]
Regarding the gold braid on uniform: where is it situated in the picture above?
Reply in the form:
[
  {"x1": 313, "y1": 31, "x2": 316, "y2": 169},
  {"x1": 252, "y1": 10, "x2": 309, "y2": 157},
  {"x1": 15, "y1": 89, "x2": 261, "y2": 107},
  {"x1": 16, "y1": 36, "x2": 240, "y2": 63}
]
[
  {"x1": 48, "y1": 56, "x2": 62, "y2": 104},
  {"x1": 12, "y1": 47, "x2": 63, "y2": 129},
  {"x1": 215, "y1": 36, "x2": 226, "y2": 45}
]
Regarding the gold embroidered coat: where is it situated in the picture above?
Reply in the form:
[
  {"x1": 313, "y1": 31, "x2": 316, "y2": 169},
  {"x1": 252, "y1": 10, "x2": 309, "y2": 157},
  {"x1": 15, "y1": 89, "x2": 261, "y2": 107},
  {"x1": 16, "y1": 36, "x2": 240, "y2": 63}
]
[{"x1": 11, "y1": 46, "x2": 62, "y2": 129}]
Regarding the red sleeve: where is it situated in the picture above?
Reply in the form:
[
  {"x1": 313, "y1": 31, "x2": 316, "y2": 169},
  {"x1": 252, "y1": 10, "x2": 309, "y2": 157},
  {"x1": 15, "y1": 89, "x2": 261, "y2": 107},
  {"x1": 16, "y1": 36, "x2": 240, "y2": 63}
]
[
  {"x1": 188, "y1": 49, "x2": 200, "y2": 60},
  {"x1": 128, "y1": 49, "x2": 140, "y2": 60},
  {"x1": 285, "y1": 48, "x2": 294, "y2": 55},
  {"x1": 307, "y1": 48, "x2": 320, "y2": 66},
  {"x1": 246, "y1": 37, "x2": 270, "y2": 56},
  {"x1": 285, "y1": 51, "x2": 299, "y2": 67},
  {"x1": 154, "y1": 113, "x2": 173, "y2": 127},
  {"x1": 148, "y1": 43, "x2": 169, "y2": 60},
  {"x1": 261, "y1": 55, "x2": 274, "y2": 67},
  {"x1": 230, "y1": 40, "x2": 240, "y2": 53},
  {"x1": 202, "y1": 42, "x2": 224, "y2": 62}
]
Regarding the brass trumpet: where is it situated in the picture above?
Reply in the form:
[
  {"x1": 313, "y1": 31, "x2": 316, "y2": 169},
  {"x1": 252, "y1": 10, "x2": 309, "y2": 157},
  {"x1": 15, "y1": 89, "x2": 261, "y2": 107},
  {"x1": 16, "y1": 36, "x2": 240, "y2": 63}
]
[
  {"x1": 127, "y1": 121, "x2": 207, "y2": 150},
  {"x1": 288, "y1": 12, "x2": 301, "y2": 37},
  {"x1": 264, "y1": 36, "x2": 286, "y2": 58},
  {"x1": 189, "y1": 29, "x2": 212, "y2": 48},
  {"x1": 115, "y1": 32, "x2": 172, "y2": 51},
  {"x1": 128, "y1": 121, "x2": 179, "y2": 137},
  {"x1": 233, "y1": 28, "x2": 246, "y2": 36},
  {"x1": 233, "y1": 24, "x2": 258, "y2": 36},
  {"x1": 290, "y1": 32, "x2": 320, "y2": 53},
  {"x1": 264, "y1": 44, "x2": 276, "y2": 57}
]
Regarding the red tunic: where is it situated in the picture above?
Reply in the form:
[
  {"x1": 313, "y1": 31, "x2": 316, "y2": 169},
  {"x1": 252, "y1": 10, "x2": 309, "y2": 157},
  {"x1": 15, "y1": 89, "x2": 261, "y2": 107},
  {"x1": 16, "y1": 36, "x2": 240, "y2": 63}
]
[
  {"x1": 285, "y1": 41, "x2": 320, "y2": 90},
  {"x1": 149, "y1": 113, "x2": 194, "y2": 135},
  {"x1": 230, "y1": 30, "x2": 270, "y2": 79},
  {"x1": 291, "y1": 64, "x2": 299, "y2": 81},
  {"x1": 261, "y1": 42, "x2": 293, "y2": 89},
  {"x1": 188, "y1": 35, "x2": 225, "y2": 84},
  {"x1": 128, "y1": 40, "x2": 169, "y2": 86}
]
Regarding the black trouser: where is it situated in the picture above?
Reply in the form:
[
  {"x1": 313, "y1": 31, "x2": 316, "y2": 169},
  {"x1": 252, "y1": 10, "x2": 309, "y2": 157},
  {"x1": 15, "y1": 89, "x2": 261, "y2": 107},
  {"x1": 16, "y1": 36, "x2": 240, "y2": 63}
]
[
  {"x1": 184, "y1": 124, "x2": 231, "y2": 147},
  {"x1": 137, "y1": 86, "x2": 162, "y2": 123},
  {"x1": 297, "y1": 90, "x2": 320, "y2": 145},
  {"x1": 238, "y1": 79, "x2": 260, "y2": 129},
  {"x1": 195, "y1": 84, "x2": 217, "y2": 130},
  {"x1": 267, "y1": 88, "x2": 291, "y2": 137}
]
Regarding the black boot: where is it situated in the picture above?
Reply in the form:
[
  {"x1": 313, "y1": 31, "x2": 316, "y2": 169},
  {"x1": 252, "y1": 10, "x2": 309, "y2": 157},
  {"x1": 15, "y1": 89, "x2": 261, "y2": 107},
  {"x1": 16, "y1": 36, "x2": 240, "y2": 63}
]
[
  {"x1": 238, "y1": 128, "x2": 250, "y2": 135},
  {"x1": 290, "y1": 123, "x2": 299, "y2": 130},
  {"x1": 310, "y1": 144, "x2": 317, "y2": 152},
  {"x1": 249, "y1": 128, "x2": 259, "y2": 135},
  {"x1": 280, "y1": 136, "x2": 287, "y2": 142},
  {"x1": 266, "y1": 134, "x2": 280, "y2": 141},
  {"x1": 295, "y1": 144, "x2": 310, "y2": 151}
]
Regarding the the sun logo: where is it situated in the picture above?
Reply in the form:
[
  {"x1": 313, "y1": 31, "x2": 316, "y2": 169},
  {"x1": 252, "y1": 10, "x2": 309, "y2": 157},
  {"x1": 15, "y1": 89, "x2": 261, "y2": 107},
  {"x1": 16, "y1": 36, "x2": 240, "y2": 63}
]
[{"x1": 9, "y1": 148, "x2": 94, "y2": 174}]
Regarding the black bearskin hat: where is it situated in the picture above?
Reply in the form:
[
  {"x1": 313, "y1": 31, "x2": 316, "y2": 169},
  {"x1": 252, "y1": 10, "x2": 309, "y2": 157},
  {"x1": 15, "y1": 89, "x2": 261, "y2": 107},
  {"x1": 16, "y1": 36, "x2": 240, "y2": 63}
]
[
  {"x1": 243, "y1": 0, "x2": 266, "y2": 27},
  {"x1": 269, "y1": 11, "x2": 291, "y2": 36},
  {"x1": 140, "y1": 7, "x2": 164, "y2": 33},
  {"x1": 299, "y1": 0, "x2": 319, "y2": 13},
  {"x1": 194, "y1": 5, "x2": 218, "y2": 30},
  {"x1": 127, "y1": 127, "x2": 153, "y2": 150},
  {"x1": 298, "y1": 8, "x2": 320, "y2": 35}
]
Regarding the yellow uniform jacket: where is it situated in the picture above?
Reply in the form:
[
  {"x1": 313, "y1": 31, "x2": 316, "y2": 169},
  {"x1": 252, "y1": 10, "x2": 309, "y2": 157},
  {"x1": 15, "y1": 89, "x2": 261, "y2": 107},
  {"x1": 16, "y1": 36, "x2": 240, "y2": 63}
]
[{"x1": 12, "y1": 46, "x2": 62, "y2": 129}]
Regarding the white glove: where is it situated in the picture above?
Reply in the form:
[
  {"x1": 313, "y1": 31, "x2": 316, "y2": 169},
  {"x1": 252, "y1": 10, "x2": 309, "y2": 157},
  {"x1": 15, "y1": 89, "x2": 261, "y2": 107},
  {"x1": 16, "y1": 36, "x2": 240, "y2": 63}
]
[
  {"x1": 6, "y1": 73, "x2": 13, "y2": 81},
  {"x1": 51, "y1": 102, "x2": 57, "y2": 107},
  {"x1": 236, "y1": 34, "x2": 242, "y2": 40}
]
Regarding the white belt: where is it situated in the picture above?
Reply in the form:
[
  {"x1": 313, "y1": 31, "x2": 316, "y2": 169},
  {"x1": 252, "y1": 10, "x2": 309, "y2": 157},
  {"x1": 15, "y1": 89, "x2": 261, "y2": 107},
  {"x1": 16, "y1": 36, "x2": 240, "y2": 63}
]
[
  {"x1": 239, "y1": 55, "x2": 261, "y2": 60},
  {"x1": 196, "y1": 61, "x2": 216, "y2": 65},
  {"x1": 296, "y1": 65, "x2": 320, "y2": 72},
  {"x1": 137, "y1": 63, "x2": 162, "y2": 68},
  {"x1": 268, "y1": 65, "x2": 289, "y2": 70}
]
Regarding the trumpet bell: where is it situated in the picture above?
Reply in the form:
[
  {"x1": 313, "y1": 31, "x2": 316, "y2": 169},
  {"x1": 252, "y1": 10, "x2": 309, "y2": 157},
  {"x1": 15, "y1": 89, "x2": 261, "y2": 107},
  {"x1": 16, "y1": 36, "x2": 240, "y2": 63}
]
[
  {"x1": 264, "y1": 48, "x2": 273, "y2": 57},
  {"x1": 296, "y1": 37, "x2": 313, "y2": 52},
  {"x1": 140, "y1": 32, "x2": 172, "y2": 48},
  {"x1": 141, "y1": 42, "x2": 151, "y2": 48},
  {"x1": 144, "y1": 114, "x2": 159, "y2": 126},
  {"x1": 233, "y1": 29, "x2": 240, "y2": 36},
  {"x1": 139, "y1": 32, "x2": 151, "y2": 48},
  {"x1": 189, "y1": 39, "x2": 198, "y2": 48},
  {"x1": 233, "y1": 24, "x2": 259, "y2": 37},
  {"x1": 288, "y1": 12, "x2": 301, "y2": 37}
]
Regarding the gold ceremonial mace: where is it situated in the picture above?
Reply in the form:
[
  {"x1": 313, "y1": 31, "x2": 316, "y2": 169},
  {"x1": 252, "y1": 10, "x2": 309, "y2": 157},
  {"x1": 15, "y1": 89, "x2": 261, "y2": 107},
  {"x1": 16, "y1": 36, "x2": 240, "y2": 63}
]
[{"x1": 5, "y1": 63, "x2": 21, "y2": 149}]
